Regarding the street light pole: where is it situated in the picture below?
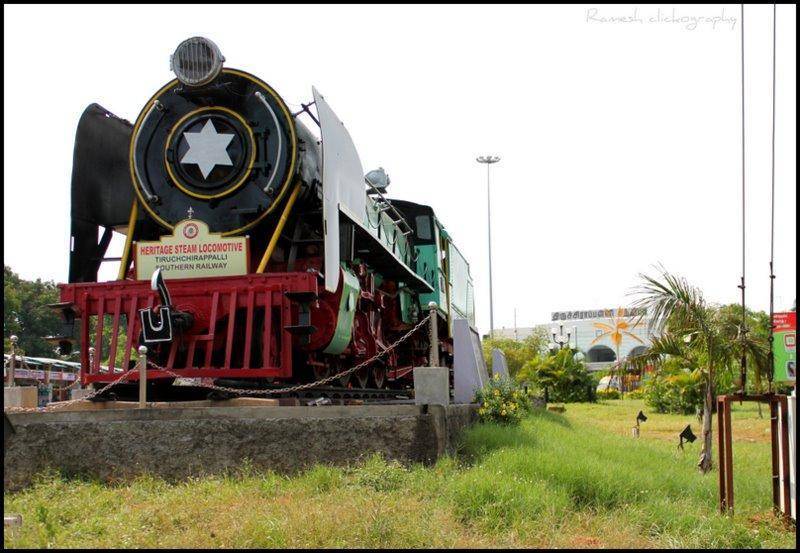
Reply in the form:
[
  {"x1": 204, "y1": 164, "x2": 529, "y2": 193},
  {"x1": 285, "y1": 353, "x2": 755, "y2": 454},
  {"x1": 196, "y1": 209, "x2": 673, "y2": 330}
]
[
  {"x1": 551, "y1": 323, "x2": 571, "y2": 350},
  {"x1": 476, "y1": 155, "x2": 500, "y2": 338}
]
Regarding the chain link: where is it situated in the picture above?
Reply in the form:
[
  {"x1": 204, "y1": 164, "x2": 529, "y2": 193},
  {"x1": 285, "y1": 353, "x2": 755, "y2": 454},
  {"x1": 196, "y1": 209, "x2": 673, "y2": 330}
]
[
  {"x1": 5, "y1": 314, "x2": 432, "y2": 412},
  {"x1": 148, "y1": 313, "x2": 432, "y2": 396},
  {"x1": 4, "y1": 367, "x2": 136, "y2": 414}
]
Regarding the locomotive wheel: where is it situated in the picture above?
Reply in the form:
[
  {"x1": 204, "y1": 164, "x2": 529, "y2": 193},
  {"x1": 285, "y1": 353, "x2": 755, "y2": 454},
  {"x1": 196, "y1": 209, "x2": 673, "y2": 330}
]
[
  {"x1": 354, "y1": 367, "x2": 370, "y2": 389},
  {"x1": 327, "y1": 357, "x2": 351, "y2": 387},
  {"x1": 371, "y1": 365, "x2": 386, "y2": 389},
  {"x1": 312, "y1": 363, "x2": 331, "y2": 381}
]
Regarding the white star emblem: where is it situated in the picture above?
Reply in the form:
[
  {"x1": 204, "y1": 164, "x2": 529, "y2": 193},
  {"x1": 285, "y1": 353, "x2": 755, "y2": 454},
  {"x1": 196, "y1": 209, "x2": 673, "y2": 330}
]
[{"x1": 180, "y1": 119, "x2": 235, "y2": 179}]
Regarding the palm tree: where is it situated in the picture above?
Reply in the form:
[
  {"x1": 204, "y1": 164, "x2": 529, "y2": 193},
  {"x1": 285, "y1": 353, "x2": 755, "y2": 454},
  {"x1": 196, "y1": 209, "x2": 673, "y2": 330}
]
[
  {"x1": 619, "y1": 267, "x2": 774, "y2": 474},
  {"x1": 619, "y1": 266, "x2": 731, "y2": 473},
  {"x1": 591, "y1": 313, "x2": 644, "y2": 395}
]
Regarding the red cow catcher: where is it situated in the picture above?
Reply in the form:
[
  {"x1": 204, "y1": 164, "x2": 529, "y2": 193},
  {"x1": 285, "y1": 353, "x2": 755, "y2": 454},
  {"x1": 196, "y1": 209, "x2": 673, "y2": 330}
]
[{"x1": 58, "y1": 272, "x2": 317, "y2": 386}]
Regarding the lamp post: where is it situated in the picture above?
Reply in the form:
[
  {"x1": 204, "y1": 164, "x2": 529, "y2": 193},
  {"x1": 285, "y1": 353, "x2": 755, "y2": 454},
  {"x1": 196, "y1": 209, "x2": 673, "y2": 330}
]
[
  {"x1": 551, "y1": 323, "x2": 571, "y2": 350},
  {"x1": 476, "y1": 155, "x2": 500, "y2": 338}
]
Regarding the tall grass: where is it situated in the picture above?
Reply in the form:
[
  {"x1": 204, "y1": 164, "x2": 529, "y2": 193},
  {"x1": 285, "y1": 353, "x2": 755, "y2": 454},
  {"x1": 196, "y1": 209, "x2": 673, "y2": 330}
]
[{"x1": 4, "y1": 400, "x2": 794, "y2": 548}]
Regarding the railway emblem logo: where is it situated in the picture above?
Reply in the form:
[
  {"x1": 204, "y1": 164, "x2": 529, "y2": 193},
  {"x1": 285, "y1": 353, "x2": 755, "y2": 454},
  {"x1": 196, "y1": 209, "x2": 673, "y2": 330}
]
[
  {"x1": 180, "y1": 119, "x2": 235, "y2": 179},
  {"x1": 182, "y1": 222, "x2": 199, "y2": 239}
]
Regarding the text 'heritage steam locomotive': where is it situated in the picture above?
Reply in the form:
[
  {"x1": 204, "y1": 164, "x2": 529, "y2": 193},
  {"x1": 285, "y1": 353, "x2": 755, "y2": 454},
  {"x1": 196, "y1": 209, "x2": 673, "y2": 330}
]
[{"x1": 50, "y1": 37, "x2": 476, "y2": 399}]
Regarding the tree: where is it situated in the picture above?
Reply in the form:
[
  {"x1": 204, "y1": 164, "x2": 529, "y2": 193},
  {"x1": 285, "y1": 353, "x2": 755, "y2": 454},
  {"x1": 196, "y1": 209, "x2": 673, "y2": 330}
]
[
  {"x1": 619, "y1": 267, "x2": 771, "y2": 474},
  {"x1": 3, "y1": 266, "x2": 62, "y2": 357},
  {"x1": 482, "y1": 328, "x2": 549, "y2": 380}
]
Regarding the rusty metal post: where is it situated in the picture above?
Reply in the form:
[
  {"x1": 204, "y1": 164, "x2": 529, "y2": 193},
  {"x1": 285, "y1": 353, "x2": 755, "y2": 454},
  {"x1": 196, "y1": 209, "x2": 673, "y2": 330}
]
[
  {"x1": 779, "y1": 395, "x2": 791, "y2": 519},
  {"x1": 428, "y1": 302, "x2": 439, "y2": 367},
  {"x1": 769, "y1": 398, "x2": 781, "y2": 513},
  {"x1": 138, "y1": 345, "x2": 148, "y2": 409},
  {"x1": 6, "y1": 335, "x2": 19, "y2": 387},
  {"x1": 723, "y1": 396, "x2": 734, "y2": 513},
  {"x1": 717, "y1": 396, "x2": 728, "y2": 513}
]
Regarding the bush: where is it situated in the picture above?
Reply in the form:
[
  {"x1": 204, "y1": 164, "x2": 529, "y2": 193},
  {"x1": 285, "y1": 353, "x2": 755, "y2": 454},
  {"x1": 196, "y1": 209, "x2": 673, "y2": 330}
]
[
  {"x1": 596, "y1": 388, "x2": 621, "y2": 400},
  {"x1": 643, "y1": 367, "x2": 704, "y2": 415},
  {"x1": 474, "y1": 374, "x2": 535, "y2": 425},
  {"x1": 517, "y1": 348, "x2": 597, "y2": 403},
  {"x1": 625, "y1": 387, "x2": 645, "y2": 400}
]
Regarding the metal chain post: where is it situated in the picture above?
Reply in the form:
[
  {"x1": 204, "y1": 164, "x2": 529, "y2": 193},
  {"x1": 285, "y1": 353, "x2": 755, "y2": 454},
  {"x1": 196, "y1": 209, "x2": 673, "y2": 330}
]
[
  {"x1": 428, "y1": 302, "x2": 439, "y2": 367},
  {"x1": 138, "y1": 346, "x2": 148, "y2": 409},
  {"x1": 4, "y1": 367, "x2": 136, "y2": 414},
  {"x1": 7, "y1": 335, "x2": 19, "y2": 387}
]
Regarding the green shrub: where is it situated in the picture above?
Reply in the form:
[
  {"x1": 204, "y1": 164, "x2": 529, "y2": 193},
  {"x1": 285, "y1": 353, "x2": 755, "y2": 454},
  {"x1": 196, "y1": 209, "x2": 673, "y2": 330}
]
[
  {"x1": 474, "y1": 374, "x2": 534, "y2": 425},
  {"x1": 643, "y1": 367, "x2": 704, "y2": 415},
  {"x1": 517, "y1": 348, "x2": 597, "y2": 403},
  {"x1": 596, "y1": 388, "x2": 621, "y2": 400},
  {"x1": 625, "y1": 387, "x2": 645, "y2": 400}
]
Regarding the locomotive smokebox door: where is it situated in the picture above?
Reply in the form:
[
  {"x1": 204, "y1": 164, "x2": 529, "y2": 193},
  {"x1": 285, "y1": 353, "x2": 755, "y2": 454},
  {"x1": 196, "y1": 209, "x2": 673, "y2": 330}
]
[{"x1": 129, "y1": 41, "x2": 299, "y2": 237}]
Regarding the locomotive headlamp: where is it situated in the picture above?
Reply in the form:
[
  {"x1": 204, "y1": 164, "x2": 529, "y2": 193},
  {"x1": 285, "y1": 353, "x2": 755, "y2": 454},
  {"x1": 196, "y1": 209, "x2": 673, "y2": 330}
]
[{"x1": 170, "y1": 37, "x2": 225, "y2": 86}]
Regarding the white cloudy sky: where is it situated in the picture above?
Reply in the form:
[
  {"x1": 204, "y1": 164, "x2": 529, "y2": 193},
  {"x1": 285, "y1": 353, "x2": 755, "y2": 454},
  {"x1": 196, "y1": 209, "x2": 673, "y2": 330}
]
[{"x1": 3, "y1": 4, "x2": 796, "y2": 336}]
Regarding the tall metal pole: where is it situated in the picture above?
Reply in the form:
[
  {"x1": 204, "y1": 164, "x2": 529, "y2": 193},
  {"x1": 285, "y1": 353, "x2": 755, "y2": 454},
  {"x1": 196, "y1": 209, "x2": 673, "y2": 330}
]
[
  {"x1": 738, "y1": 2, "x2": 748, "y2": 395},
  {"x1": 476, "y1": 155, "x2": 500, "y2": 338},
  {"x1": 767, "y1": 2, "x2": 777, "y2": 391},
  {"x1": 486, "y1": 161, "x2": 494, "y2": 339},
  {"x1": 514, "y1": 308, "x2": 518, "y2": 341}
]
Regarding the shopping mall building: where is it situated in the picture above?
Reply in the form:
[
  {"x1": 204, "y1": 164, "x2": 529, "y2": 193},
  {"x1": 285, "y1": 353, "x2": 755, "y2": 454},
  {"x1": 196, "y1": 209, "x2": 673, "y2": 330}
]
[{"x1": 495, "y1": 307, "x2": 653, "y2": 371}]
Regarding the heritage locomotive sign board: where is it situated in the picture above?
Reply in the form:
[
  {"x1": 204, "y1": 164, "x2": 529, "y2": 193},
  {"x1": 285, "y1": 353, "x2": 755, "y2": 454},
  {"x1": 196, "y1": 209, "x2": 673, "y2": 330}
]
[
  {"x1": 134, "y1": 219, "x2": 249, "y2": 280},
  {"x1": 773, "y1": 311, "x2": 796, "y2": 383}
]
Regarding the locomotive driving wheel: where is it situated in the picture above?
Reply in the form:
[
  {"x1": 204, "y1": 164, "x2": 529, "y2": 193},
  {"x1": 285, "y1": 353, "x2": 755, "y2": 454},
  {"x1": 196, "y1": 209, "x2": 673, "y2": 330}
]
[
  {"x1": 354, "y1": 366, "x2": 370, "y2": 389},
  {"x1": 327, "y1": 356, "x2": 350, "y2": 388},
  {"x1": 311, "y1": 362, "x2": 330, "y2": 381},
  {"x1": 371, "y1": 363, "x2": 386, "y2": 389}
]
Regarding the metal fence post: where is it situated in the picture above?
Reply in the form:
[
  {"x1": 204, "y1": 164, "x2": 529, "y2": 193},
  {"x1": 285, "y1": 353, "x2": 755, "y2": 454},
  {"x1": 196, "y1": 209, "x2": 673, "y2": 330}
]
[
  {"x1": 428, "y1": 302, "x2": 439, "y2": 367},
  {"x1": 138, "y1": 345, "x2": 148, "y2": 409},
  {"x1": 6, "y1": 335, "x2": 18, "y2": 387}
]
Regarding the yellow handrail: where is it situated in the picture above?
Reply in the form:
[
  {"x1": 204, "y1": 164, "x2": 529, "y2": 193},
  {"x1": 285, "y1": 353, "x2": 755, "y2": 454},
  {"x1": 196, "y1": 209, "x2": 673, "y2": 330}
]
[
  {"x1": 256, "y1": 182, "x2": 302, "y2": 273},
  {"x1": 117, "y1": 200, "x2": 139, "y2": 280}
]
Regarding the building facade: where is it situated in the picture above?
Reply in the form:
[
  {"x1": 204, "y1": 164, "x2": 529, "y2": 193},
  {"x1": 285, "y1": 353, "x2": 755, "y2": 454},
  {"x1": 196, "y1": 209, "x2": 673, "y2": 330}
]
[{"x1": 495, "y1": 307, "x2": 654, "y2": 372}]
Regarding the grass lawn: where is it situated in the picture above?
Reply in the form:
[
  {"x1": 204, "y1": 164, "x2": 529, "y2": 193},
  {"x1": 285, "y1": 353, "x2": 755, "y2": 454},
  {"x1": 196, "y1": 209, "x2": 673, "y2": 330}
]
[{"x1": 3, "y1": 399, "x2": 795, "y2": 548}]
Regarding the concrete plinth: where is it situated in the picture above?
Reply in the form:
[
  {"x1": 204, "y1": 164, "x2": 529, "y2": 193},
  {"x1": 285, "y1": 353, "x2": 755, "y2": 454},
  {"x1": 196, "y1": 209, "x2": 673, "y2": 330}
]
[
  {"x1": 4, "y1": 404, "x2": 479, "y2": 491},
  {"x1": 413, "y1": 367, "x2": 450, "y2": 406},
  {"x1": 4, "y1": 387, "x2": 37, "y2": 409}
]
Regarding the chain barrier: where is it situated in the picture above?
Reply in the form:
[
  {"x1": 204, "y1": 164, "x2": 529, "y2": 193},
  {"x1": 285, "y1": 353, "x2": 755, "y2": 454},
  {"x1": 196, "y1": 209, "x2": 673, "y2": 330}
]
[
  {"x1": 4, "y1": 353, "x2": 82, "y2": 392},
  {"x1": 4, "y1": 367, "x2": 136, "y2": 414},
  {"x1": 49, "y1": 377, "x2": 83, "y2": 393},
  {"x1": 4, "y1": 313, "x2": 431, "y2": 413},
  {"x1": 147, "y1": 313, "x2": 433, "y2": 396}
]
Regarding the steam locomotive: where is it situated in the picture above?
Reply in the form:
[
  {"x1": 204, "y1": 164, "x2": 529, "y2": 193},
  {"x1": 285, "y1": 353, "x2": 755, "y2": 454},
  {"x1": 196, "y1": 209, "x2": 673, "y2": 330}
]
[{"x1": 50, "y1": 37, "x2": 475, "y2": 398}]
